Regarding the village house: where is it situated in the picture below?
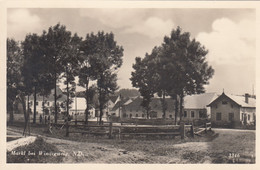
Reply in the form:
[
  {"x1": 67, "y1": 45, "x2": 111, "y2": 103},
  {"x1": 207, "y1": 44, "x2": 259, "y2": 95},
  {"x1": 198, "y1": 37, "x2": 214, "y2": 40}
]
[
  {"x1": 119, "y1": 93, "x2": 218, "y2": 121},
  {"x1": 207, "y1": 92, "x2": 256, "y2": 127},
  {"x1": 69, "y1": 97, "x2": 95, "y2": 118},
  {"x1": 122, "y1": 97, "x2": 176, "y2": 119},
  {"x1": 183, "y1": 93, "x2": 218, "y2": 122},
  {"x1": 26, "y1": 86, "x2": 66, "y2": 116},
  {"x1": 110, "y1": 97, "x2": 133, "y2": 117}
]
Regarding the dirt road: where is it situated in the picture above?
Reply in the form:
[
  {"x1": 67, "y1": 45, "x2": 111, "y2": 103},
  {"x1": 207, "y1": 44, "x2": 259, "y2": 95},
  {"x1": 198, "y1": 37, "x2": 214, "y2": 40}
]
[{"x1": 7, "y1": 127, "x2": 255, "y2": 163}]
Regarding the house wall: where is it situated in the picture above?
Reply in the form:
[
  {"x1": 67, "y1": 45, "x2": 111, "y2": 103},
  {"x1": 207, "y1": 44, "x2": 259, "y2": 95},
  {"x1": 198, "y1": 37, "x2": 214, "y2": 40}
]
[
  {"x1": 240, "y1": 107, "x2": 256, "y2": 125},
  {"x1": 182, "y1": 108, "x2": 208, "y2": 121},
  {"x1": 210, "y1": 97, "x2": 241, "y2": 126},
  {"x1": 27, "y1": 99, "x2": 64, "y2": 115},
  {"x1": 124, "y1": 109, "x2": 175, "y2": 119}
]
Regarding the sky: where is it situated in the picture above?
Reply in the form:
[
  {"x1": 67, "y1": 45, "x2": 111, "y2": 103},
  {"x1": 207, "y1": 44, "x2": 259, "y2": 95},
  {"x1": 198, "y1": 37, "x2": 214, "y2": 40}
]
[{"x1": 7, "y1": 8, "x2": 256, "y2": 95}]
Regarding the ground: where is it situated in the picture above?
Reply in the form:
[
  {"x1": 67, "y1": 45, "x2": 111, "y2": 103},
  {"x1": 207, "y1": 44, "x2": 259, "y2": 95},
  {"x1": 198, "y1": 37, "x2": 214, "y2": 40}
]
[{"x1": 6, "y1": 124, "x2": 255, "y2": 164}]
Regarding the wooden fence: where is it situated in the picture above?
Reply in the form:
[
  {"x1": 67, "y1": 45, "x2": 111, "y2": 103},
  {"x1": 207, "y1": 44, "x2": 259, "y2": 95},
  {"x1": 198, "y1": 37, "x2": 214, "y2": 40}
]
[{"x1": 64, "y1": 121, "x2": 212, "y2": 139}]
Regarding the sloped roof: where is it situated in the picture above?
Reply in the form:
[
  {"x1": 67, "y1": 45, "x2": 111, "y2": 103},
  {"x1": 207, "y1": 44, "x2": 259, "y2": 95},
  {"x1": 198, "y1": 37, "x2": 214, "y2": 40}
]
[
  {"x1": 109, "y1": 95, "x2": 119, "y2": 103},
  {"x1": 184, "y1": 93, "x2": 218, "y2": 109},
  {"x1": 225, "y1": 94, "x2": 255, "y2": 108},
  {"x1": 208, "y1": 93, "x2": 256, "y2": 108},
  {"x1": 111, "y1": 97, "x2": 131, "y2": 111},
  {"x1": 124, "y1": 97, "x2": 176, "y2": 112}
]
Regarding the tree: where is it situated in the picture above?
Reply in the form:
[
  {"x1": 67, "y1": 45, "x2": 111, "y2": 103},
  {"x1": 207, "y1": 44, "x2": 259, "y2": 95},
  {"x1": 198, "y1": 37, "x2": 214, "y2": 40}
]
[
  {"x1": 78, "y1": 35, "x2": 99, "y2": 125},
  {"x1": 41, "y1": 23, "x2": 73, "y2": 123},
  {"x1": 83, "y1": 31, "x2": 123, "y2": 124},
  {"x1": 145, "y1": 46, "x2": 169, "y2": 119},
  {"x1": 161, "y1": 27, "x2": 214, "y2": 121},
  {"x1": 7, "y1": 38, "x2": 22, "y2": 124},
  {"x1": 130, "y1": 57, "x2": 157, "y2": 118},
  {"x1": 60, "y1": 33, "x2": 82, "y2": 136},
  {"x1": 7, "y1": 38, "x2": 32, "y2": 135},
  {"x1": 22, "y1": 33, "x2": 46, "y2": 124}
]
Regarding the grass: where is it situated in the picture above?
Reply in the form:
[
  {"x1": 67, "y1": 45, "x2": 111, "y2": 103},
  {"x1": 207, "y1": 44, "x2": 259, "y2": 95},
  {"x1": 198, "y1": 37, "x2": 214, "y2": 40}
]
[{"x1": 7, "y1": 137, "x2": 64, "y2": 163}]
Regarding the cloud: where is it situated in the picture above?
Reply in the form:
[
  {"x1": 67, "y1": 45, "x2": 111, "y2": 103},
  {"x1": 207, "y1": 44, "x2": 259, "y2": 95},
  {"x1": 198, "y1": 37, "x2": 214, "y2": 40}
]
[
  {"x1": 196, "y1": 18, "x2": 255, "y2": 65},
  {"x1": 8, "y1": 9, "x2": 41, "y2": 40},
  {"x1": 80, "y1": 9, "x2": 145, "y2": 29},
  {"x1": 80, "y1": 9, "x2": 174, "y2": 39},
  {"x1": 124, "y1": 17, "x2": 174, "y2": 39}
]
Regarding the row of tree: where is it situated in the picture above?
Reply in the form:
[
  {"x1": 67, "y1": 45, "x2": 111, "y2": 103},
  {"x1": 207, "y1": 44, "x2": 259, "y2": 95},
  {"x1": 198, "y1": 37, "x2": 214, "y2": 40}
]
[
  {"x1": 7, "y1": 23, "x2": 124, "y2": 134},
  {"x1": 130, "y1": 27, "x2": 214, "y2": 123}
]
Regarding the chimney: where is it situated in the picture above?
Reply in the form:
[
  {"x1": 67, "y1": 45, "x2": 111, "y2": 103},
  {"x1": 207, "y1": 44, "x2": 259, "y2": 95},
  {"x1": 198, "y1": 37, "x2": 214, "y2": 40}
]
[{"x1": 245, "y1": 93, "x2": 249, "y2": 104}]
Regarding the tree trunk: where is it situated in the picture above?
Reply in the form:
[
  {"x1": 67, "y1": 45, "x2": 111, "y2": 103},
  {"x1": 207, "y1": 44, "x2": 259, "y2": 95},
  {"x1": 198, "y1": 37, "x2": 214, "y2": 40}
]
[
  {"x1": 33, "y1": 85, "x2": 37, "y2": 124},
  {"x1": 174, "y1": 94, "x2": 179, "y2": 125},
  {"x1": 9, "y1": 102, "x2": 14, "y2": 124},
  {"x1": 54, "y1": 73, "x2": 57, "y2": 124},
  {"x1": 162, "y1": 90, "x2": 166, "y2": 119},
  {"x1": 23, "y1": 95, "x2": 30, "y2": 136},
  {"x1": 179, "y1": 92, "x2": 184, "y2": 121},
  {"x1": 85, "y1": 78, "x2": 89, "y2": 125},
  {"x1": 99, "y1": 88, "x2": 103, "y2": 125},
  {"x1": 66, "y1": 69, "x2": 69, "y2": 137},
  {"x1": 42, "y1": 95, "x2": 45, "y2": 119}
]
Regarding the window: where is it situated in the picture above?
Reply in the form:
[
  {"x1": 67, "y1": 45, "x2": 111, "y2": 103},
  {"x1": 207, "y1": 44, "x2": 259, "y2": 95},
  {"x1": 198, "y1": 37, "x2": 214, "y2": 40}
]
[
  {"x1": 36, "y1": 102, "x2": 39, "y2": 106},
  {"x1": 222, "y1": 101, "x2": 228, "y2": 105},
  {"x1": 47, "y1": 102, "x2": 50, "y2": 106},
  {"x1": 142, "y1": 114, "x2": 144, "y2": 118},
  {"x1": 130, "y1": 114, "x2": 132, "y2": 118},
  {"x1": 229, "y1": 113, "x2": 234, "y2": 121},
  {"x1": 199, "y1": 111, "x2": 204, "y2": 118},
  {"x1": 184, "y1": 111, "x2": 187, "y2": 117},
  {"x1": 215, "y1": 105, "x2": 218, "y2": 108},
  {"x1": 191, "y1": 111, "x2": 195, "y2": 118},
  {"x1": 216, "y1": 112, "x2": 222, "y2": 121},
  {"x1": 231, "y1": 104, "x2": 233, "y2": 108},
  {"x1": 248, "y1": 115, "x2": 250, "y2": 121},
  {"x1": 135, "y1": 114, "x2": 138, "y2": 117},
  {"x1": 169, "y1": 115, "x2": 172, "y2": 118}
]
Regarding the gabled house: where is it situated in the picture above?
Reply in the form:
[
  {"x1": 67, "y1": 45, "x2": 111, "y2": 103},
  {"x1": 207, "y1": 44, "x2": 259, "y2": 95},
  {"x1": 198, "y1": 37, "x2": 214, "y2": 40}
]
[
  {"x1": 110, "y1": 97, "x2": 132, "y2": 117},
  {"x1": 183, "y1": 93, "x2": 218, "y2": 121},
  {"x1": 207, "y1": 92, "x2": 256, "y2": 127}
]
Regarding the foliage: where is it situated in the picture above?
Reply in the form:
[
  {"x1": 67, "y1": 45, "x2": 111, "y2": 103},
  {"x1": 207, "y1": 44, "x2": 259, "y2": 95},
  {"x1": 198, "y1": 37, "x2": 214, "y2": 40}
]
[
  {"x1": 7, "y1": 38, "x2": 23, "y2": 123},
  {"x1": 82, "y1": 31, "x2": 124, "y2": 123},
  {"x1": 131, "y1": 26, "x2": 214, "y2": 120}
]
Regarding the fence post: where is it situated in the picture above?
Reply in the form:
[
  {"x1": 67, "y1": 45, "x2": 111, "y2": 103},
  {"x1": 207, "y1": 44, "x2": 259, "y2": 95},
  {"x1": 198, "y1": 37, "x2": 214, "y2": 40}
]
[
  {"x1": 180, "y1": 122, "x2": 185, "y2": 139},
  {"x1": 190, "y1": 123, "x2": 194, "y2": 138},
  {"x1": 119, "y1": 127, "x2": 121, "y2": 140},
  {"x1": 109, "y1": 122, "x2": 113, "y2": 139},
  {"x1": 65, "y1": 120, "x2": 69, "y2": 137}
]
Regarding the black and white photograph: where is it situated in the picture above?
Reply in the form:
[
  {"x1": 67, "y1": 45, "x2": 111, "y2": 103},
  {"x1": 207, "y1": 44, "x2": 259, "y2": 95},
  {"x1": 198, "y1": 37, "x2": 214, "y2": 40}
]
[{"x1": 2, "y1": 0, "x2": 259, "y2": 167}]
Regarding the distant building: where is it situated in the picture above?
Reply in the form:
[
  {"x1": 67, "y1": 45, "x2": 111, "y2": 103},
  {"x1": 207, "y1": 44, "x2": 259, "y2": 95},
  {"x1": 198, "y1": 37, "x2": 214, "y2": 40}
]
[
  {"x1": 110, "y1": 97, "x2": 133, "y2": 117},
  {"x1": 183, "y1": 93, "x2": 218, "y2": 121},
  {"x1": 69, "y1": 97, "x2": 95, "y2": 118},
  {"x1": 122, "y1": 97, "x2": 176, "y2": 119},
  {"x1": 26, "y1": 86, "x2": 66, "y2": 116},
  {"x1": 207, "y1": 92, "x2": 256, "y2": 127}
]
